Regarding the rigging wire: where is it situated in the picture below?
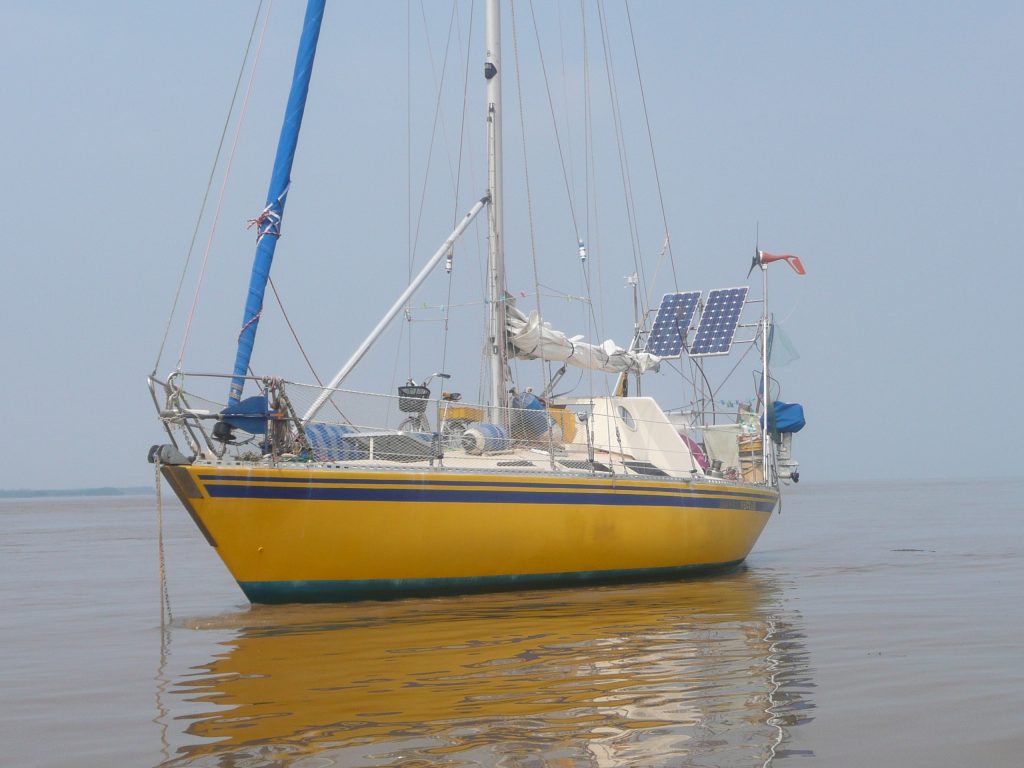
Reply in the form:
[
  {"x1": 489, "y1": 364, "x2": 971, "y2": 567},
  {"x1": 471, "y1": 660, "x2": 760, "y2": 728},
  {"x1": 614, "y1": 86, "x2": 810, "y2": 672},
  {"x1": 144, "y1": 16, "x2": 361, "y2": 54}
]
[
  {"x1": 583, "y1": 2, "x2": 620, "y2": 402},
  {"x1": 555, "y1": 3, "x2": 578, "y2": 210},
  {"x1": 579, "y1": 0, "x2": 599, "y2": 402},
  {"x1": 451, "y1": 1, "x2": 476, "y2": 232},
  {"x1": 406, "y1": 0, "x2": 413, "y2": 380},
  {"x1": 510, "y1": 0, "x2": 553, "y2": 390},
  {"x1": 441, "y1": 0, "x2": 477, "y2": 384},
  {"x1": 627, "y1": 0, "x2": 698, "y2": 424},
  {"x1": 712, "y1": 337, "x2": 758, "y2": 403},
  {"x1": 595, "y1": 0, "x2": 648, "y2": 311},
  {"x1": 388, "y1": 319, "x2": 407, "y2": 427},
  {"x1": 624, "y1": 0, "x2": 680, "y2": 295},
  {"x1": 175, "y1": 0, "x2": 274, "y2": 371},
  {"x1": 580, "y1": 1, "x2": 592, "y2": 246},
  {"x1": 263, "y1": 277, "x2": 346, "y2": 420},
  {"x1": 534, "y1": 284, "x2": 592, "y2": 304},
  {"x1": 525, "y1": 0, "x2": 582, "y2": 242},
  {"x1": 267, "y1": 278, "x2": 323, "y2": 384},
  {"x1": 407, "y1": 0, "x2": 460, "y2": 378},
  {"x1": 530, "y1": 0, "x2": 626, "y2": 403},
  {"x1": 152, "y1": 0, "x2": 267, "y2": 375}
]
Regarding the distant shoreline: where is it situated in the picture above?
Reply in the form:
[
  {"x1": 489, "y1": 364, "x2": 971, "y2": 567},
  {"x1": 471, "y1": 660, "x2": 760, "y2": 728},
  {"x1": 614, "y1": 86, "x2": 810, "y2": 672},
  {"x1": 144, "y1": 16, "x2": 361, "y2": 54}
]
[{"x1": 0, "y1": 486, "x2": 154, "y2": 499}]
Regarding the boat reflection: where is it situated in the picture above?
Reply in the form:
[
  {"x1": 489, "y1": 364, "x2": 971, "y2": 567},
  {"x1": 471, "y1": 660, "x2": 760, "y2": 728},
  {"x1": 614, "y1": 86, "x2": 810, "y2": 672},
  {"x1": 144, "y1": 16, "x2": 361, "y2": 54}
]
[{"x1": 160, "y1": 570, "x2": 812, "y2": 767}]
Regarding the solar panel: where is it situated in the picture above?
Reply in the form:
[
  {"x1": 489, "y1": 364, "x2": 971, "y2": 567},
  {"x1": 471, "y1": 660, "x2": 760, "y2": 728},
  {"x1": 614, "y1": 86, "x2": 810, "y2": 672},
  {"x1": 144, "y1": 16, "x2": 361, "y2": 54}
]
[
  {"x1": 690, "y1": 286, "x2": 749, "y2": 356},
  {"x1": 645, "y1": 291, "x2": 701, "y2": 356}
]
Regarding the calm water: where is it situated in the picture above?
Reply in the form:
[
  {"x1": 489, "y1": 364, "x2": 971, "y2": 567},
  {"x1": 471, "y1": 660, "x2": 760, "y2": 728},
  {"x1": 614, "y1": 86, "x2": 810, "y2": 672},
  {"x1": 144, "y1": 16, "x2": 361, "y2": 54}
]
[{"x1": 1, "y1": 479, "x2": 1021, "y2": 766}]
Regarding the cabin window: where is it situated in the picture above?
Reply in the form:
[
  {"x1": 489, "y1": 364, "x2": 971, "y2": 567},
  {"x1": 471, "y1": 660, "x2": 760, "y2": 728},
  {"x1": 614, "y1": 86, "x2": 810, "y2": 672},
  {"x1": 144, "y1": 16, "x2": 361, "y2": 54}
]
[{"x1": 618, "y1": 405, "x2": 637, "y2": 430}]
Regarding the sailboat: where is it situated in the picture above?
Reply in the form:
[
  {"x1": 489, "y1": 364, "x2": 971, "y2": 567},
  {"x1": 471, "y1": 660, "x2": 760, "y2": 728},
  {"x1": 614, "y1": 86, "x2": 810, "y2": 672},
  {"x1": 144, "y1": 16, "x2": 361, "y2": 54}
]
[{"x1": 148, "y1": 0, "x2": 805, "y2": 604}]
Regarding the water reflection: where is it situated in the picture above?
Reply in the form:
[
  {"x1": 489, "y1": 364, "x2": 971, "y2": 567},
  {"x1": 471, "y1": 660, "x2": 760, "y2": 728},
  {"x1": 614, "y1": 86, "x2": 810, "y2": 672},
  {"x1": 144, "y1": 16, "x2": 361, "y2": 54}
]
[{"x1": 159, "y1": 569, "x2": 812, "y2": 767}]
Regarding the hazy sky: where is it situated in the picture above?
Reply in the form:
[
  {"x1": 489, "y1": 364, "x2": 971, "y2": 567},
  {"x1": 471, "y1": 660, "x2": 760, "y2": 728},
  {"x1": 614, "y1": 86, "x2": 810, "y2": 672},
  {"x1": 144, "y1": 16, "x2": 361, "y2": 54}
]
[{"x1": 1, "y1": 1, "x2": 1021, "y2": 489}]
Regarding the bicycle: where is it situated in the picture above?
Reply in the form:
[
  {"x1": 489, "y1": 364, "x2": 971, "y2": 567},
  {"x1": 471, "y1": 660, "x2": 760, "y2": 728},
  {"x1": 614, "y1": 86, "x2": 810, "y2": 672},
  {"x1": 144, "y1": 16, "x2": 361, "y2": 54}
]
[{"x1": 396, "y1": 372, "x2": 451, "y2": 433}]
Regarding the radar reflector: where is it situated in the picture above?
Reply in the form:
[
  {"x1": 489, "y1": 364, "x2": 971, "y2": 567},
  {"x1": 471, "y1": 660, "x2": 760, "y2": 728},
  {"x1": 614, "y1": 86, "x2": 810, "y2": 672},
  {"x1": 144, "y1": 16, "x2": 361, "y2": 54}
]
[
  {"x1": 646, "y1": 291, "x2": 701, "y2": 356},
  {"x1": 690, "y1": 286, "x2": 748, "y2": 356}
]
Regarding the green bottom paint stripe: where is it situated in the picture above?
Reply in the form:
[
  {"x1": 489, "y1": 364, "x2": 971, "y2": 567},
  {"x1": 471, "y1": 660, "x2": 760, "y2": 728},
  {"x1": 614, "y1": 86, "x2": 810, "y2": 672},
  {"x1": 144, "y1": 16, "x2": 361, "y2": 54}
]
[{"x1": 238, "y1": 559, "x2": 746, "y2": 603}]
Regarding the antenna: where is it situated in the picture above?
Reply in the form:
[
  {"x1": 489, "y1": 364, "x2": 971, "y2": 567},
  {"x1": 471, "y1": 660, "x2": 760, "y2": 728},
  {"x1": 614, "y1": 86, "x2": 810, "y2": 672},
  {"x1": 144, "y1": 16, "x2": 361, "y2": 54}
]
[{"x1": 747, "y1": 222, "x2": 761, "y2": 278}]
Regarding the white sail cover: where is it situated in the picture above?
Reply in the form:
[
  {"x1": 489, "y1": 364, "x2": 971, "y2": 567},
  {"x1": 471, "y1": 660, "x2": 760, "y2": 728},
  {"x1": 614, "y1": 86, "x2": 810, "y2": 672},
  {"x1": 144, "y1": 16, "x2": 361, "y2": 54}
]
[{"x1": 506, "y1": 305, "x2": 660, "y2": 374}]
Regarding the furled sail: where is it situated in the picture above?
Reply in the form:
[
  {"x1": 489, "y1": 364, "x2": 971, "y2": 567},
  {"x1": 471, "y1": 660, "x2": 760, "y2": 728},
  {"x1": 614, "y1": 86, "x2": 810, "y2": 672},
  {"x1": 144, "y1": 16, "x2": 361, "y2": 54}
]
[
  {"x1": 506, "y1": 304, "x2": 660, "y2": 374},
  {"x1": 226, "y1": 0, "x2": 327, "y2": 407}
]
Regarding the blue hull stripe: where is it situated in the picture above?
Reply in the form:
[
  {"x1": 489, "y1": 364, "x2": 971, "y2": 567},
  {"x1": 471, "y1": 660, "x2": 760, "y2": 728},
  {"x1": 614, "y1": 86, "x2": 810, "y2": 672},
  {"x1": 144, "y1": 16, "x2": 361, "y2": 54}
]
[
  {"x1": 202, "y1": 482, "x2": 777, "y2": 512},
  {"x1": 238, "y1": 560, "x2": 747, "y2": 604},
  {"x1": 197, "y1": 473, "x2": 775, "y2": 502},
  {"x1": 197, "y1": 473, "x2": 774, "y2": 501}
]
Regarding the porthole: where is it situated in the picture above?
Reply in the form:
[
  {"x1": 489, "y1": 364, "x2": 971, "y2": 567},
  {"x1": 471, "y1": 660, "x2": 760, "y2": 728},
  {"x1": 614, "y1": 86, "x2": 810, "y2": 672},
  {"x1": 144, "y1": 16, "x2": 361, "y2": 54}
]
[{"x1": 618, "y1": 405, "x2": 637, "y2": 430}]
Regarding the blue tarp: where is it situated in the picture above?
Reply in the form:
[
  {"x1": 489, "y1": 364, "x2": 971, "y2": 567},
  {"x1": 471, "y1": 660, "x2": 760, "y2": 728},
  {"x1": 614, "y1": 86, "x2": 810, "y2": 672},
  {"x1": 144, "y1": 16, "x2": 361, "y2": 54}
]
[
  {"x1": 510, "y1": 392, "x2": 554, "y2": 439},
  {"x1": 221, "y1": 394, "x2": 274, "y2": 435},
  {"x1": 305, "y1": 423, "x2": 369, "y2": 461},
  {"x1": 768, "y1": 401, "x2": 806, "y2": 433}
]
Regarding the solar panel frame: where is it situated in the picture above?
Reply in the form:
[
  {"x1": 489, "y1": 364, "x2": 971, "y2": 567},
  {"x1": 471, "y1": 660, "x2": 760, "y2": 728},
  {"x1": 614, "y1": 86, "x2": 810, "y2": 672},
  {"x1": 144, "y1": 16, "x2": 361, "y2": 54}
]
[
  {"x1": 690, "y1": 286, "x2": 749, "y2": 356},
  {"x1": 645, "y1": 291, "x2": 701, "y2": 357}
]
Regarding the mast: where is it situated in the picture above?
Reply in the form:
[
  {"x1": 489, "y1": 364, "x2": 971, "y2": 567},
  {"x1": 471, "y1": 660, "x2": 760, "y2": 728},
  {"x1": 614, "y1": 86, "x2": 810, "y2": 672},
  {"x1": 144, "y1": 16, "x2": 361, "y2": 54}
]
[
  {"x1": 225, "y1": 0, "x2": 327, "y2": 407},
  {"x1": 484, "y1": 0, "x2": 507, "y2": 421}
]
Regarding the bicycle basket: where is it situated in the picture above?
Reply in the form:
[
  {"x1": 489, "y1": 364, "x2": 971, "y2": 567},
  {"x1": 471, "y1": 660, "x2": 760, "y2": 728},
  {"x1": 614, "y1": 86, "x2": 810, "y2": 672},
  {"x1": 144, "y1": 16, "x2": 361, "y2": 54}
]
[{"x1": 398, "y1": 385, "x2": 431, "y2": 412}]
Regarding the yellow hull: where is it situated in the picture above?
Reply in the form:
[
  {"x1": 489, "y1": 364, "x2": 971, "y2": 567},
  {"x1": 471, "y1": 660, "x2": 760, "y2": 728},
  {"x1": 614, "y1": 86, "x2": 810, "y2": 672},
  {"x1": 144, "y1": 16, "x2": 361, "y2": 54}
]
[{"x1": 162, "y1": 464, "x2": 777, "y2": 602}]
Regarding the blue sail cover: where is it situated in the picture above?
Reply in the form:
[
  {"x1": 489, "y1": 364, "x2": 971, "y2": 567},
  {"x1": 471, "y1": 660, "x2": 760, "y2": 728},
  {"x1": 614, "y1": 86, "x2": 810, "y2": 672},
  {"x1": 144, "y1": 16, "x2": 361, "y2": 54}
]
[{"x1": 228, "y1": 0, "x2": 327, "y2": 405}]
